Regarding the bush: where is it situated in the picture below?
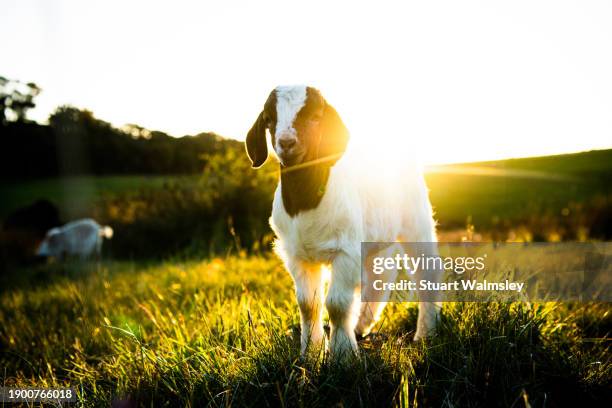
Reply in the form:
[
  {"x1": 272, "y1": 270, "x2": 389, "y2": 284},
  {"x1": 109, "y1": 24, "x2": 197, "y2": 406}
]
[{"x1": 94, "y1": 149, "x2": 278, "y2": 258}]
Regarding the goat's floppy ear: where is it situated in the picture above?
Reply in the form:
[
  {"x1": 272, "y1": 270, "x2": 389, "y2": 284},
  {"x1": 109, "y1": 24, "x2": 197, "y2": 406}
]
[
  {"x1": 319, "y1": 102, "x2": 349, "y2": 162},
  {"x1": 245, "y1": 111, "x2": 268, "y2": 168}
]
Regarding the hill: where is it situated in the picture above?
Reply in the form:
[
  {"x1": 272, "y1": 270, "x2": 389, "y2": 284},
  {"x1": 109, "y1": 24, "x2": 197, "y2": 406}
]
[{"x1": 425, "y1": 149, "x2": 611, "y2": 238}]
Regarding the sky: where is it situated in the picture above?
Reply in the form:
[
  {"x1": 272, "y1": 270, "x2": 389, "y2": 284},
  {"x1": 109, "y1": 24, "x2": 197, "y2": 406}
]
[{"x1": 2, "y1": 0, "x2": 611, "y2": 164}]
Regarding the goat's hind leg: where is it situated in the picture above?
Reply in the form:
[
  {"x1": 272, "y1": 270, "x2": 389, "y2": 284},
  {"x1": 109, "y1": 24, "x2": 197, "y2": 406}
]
[
  {"x1": 355, "y1": 244, "x2": 400, "y2": 337},
  {"x1": 413, "y1": 243, "x2": 443, "y2": 341},
  {"x1": 401, "y1": 219, "x2": 442, "y2": 341},
  {"x1": 355, "y1": 301, "x2": 386, "y2": 338}
]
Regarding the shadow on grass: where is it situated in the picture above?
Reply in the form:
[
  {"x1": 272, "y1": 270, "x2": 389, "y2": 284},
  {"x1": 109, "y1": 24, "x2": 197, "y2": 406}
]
[{"x1": 0, "y1": 258, "x2": 150, "y2": 294}]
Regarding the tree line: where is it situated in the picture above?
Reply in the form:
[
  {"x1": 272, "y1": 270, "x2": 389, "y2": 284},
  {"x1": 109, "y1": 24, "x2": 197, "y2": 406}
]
[{"x1": 0, "y1": 76, "x2": 243, "y2": 180}]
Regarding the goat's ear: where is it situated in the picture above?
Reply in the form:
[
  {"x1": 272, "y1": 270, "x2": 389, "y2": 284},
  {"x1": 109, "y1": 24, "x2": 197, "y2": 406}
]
[
  {"x1": 245, "y1": 111, "x2": 268, "y2": 168},
  {"x1": 319, "y1": 102, "x2": 349, "y2": 162}
]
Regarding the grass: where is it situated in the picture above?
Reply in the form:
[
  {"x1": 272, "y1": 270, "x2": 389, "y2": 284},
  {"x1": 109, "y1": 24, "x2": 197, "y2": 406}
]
[
  {"x1": 1, "y1": 257, "x2": 610, "y2": 407},
  {"x1": 1, "y1": 149, "x2": 610, "y2": 405}
]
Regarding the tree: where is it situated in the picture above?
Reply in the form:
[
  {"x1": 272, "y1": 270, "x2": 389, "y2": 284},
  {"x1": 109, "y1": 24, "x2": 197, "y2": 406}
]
[{"x1": 0, "y1": 76, "x2": 41, "y2": 125}]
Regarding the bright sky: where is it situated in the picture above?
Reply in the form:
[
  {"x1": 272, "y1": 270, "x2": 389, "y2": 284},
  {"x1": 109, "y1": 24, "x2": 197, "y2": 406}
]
[{"x1": 2, "y1": 0, "x2": 611, "y2": 164}]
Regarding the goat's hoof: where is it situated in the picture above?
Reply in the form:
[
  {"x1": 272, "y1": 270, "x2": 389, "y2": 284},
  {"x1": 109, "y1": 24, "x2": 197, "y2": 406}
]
[
  {"x1": 285, "y1": 324, "x2": 301, "y2": 344},
  {"x1": 413, "y1": 329, "x2": 436, "y2": 342},
  {"x1": 356, "y1": 331, "x2": 388, "y2": 349},
  {"x1": 329, "y1": 349, "x2": 359, "y2": 366}
]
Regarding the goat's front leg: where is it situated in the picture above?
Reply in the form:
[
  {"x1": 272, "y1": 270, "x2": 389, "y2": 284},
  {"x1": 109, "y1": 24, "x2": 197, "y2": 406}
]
[
  {"x1": 291, "y1": 261, "x2": 325, "y2": 357},
  {"x1": 326, "y1": 253, "x2": 360, "y2": 363}
]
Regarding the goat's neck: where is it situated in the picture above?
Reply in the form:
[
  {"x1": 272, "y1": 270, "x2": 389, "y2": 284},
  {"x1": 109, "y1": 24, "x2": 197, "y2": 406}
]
[{"x1": 279, "y1": 161, "x2": 331, "y2": 217}]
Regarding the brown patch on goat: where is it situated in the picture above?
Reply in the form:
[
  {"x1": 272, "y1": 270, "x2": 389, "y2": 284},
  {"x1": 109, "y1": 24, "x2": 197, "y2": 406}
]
[
  {"x1": 279, "y1": 87, "x2": 349, "y2": 216},
  {"x1": 246, "y1": 86, "x2": 350, "y2": 216}
]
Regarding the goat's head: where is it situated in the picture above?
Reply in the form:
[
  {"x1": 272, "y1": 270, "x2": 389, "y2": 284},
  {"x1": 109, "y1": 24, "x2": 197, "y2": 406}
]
[{"x1": 245, "y1": 86, "x2": 349, "y2": 168}]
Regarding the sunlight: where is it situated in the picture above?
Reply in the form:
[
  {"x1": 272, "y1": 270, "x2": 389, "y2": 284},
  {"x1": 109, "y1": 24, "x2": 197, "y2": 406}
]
[
  {"x1": 4, "y1": 0, "x2": 612, "y2": 164},
  {"x1": 425, "y1": 165, "x2": 578, "y2": 180},
  {"x1": 337, "y1": 90, "x2": 603, "y2": 166}
]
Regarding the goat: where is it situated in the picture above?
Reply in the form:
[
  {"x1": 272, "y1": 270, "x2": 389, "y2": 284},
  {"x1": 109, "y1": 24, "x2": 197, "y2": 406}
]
[
  {"x1": 36, "y1": 218, "x2": 113, "y2": 260},
  {"x1": 245, "y1": 85, "x2": 441, "y2": 362}
]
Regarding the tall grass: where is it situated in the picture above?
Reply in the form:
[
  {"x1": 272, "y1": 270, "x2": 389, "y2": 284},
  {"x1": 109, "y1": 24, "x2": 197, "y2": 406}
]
[{"x1": 1, "y1": 257, "x2": 609, "y2": 407}]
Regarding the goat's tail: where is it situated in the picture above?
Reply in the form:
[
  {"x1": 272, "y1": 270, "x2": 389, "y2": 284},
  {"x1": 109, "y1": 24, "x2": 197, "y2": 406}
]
[{"x1": 100, "y1": 225, "x2": 114, "y2": 239}]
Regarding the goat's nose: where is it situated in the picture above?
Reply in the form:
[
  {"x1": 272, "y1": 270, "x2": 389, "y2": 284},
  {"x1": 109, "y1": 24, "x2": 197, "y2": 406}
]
[{"x1": 279, "y1": 138, "x2": 296, "y2": 150}]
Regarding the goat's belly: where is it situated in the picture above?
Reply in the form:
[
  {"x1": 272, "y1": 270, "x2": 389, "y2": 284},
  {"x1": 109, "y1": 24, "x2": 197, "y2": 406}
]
[{"x1": 270, "y1": 185, "x2": 361, "y2": 264}]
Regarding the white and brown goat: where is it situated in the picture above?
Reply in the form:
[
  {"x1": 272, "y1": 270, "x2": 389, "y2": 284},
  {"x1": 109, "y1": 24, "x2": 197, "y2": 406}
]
[{"x1": 246, "y1": 85, "x2": 441, "y2": 362}]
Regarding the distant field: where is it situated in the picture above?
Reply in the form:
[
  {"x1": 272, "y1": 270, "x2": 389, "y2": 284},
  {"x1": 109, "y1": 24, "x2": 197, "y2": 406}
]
[
  {"x1": 0, "y1": 175, "x2": 201, "y2": 219},
  {"x1": 467, "y1": 148, "x2": 612, "y2": 177},
  {"x1": 2, "y1": 149, "x2": 610, "y2": 235},
  {"x1": 426, "y1": 149, "x2": 611, "y2": 231}
]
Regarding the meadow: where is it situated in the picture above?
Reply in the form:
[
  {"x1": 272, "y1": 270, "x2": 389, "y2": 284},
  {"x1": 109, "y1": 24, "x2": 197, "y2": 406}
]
[
  {"x1": 0, "y1": 149, "x2": 610, "y2": 406},
  {"x1": 1, "y1": 257, "x2": 610, "y2": 407}
]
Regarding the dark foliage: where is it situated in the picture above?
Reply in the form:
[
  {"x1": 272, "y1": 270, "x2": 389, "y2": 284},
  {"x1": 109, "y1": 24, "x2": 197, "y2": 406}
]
[
  {"x1": 0, "y1": 199, "x2": 61, "y2": 264},
  {"x1": 0, "y1": 106, "x2": 242, "y2": 180},
  {"x1": 2, "y1": 199, "x2": 60, "y2": 234}
]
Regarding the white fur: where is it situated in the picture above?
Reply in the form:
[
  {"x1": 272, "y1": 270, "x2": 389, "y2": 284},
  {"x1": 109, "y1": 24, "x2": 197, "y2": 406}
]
[
  {"x1": 270, "y1": 143, "x2": 442, "y2": 361},
  {"x1": 37, "y1": 218, "x2": 113, "y2": 259},
  {"x1": 273, "y1": 85, "x2": 307, "y2": 151}
]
